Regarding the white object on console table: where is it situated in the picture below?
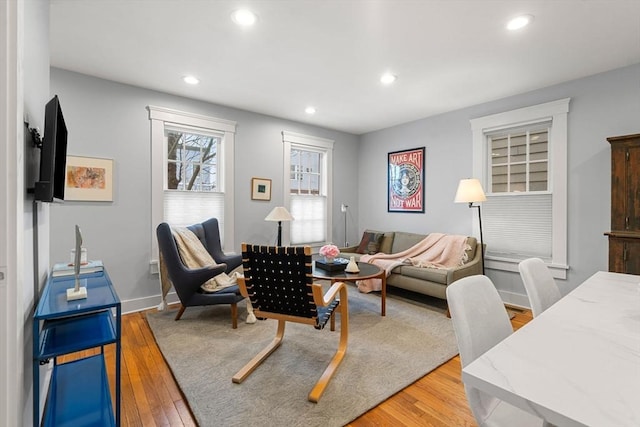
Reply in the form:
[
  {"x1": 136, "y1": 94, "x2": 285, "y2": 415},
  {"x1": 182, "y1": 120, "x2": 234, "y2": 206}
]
[{"x1": 462, "y1": 271, "x2": 640, "y2": 427}]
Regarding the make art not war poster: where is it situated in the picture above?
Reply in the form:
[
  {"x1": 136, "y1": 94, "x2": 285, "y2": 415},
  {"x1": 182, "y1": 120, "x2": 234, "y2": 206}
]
[{"x1": 387, "y1": 147, "x2": 425, "y2": 213}]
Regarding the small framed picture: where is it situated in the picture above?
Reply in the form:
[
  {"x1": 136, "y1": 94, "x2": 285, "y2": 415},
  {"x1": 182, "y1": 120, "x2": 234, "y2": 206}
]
[
  {"x1": 251, "y1": 177, "x2": 272, "y2": 201},
  {"x1": 65, "y1": 155, "x2": 114, "y2": 202}
]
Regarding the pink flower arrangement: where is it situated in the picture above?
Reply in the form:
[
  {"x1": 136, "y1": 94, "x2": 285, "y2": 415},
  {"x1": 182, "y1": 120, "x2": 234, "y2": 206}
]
[{"x1": 319, "y1": 244, "x2": 340, "y2": 258}]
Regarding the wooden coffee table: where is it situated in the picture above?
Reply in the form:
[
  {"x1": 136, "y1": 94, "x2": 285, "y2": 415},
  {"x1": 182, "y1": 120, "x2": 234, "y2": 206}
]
[{"x1": 312, "y1": 261, "x2": 387, "y2": 316}]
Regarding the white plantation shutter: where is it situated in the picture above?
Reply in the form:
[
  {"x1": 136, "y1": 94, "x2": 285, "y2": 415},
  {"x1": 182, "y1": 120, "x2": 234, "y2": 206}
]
[
  {"x1": 483, "y1": 194, "x2": 552, "y2": 259},
  {"x1": 290, "y1": 195, "x2": 326, "y2": 245}
]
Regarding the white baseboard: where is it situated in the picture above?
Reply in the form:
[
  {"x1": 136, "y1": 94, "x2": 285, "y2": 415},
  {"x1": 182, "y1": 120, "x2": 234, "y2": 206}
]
[
  {"x1": 497, "y1": 290, "x2": 530, "y2": 309},
  {"x1": 121, "y1": 291, "x2": 180, "y2": 314}
]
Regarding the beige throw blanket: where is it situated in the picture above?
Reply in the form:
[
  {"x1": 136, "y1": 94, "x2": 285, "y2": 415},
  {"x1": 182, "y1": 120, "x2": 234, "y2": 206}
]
[
  {"x1": 357, "y1": 233, "x2": 469, "y2": 293},
  {"x1": 158, "y1": 227, "x2": 241, "y2": 309}
]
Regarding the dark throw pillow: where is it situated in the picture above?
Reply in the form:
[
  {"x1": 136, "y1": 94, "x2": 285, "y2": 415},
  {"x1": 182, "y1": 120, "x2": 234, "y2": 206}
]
[{"x1": 356, "y1": 232, "x2": 384, "y2": 255}]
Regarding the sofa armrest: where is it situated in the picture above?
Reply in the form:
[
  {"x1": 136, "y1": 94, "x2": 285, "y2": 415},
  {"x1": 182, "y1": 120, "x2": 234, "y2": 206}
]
[
  {"x1": 447, "y1": 243, "x2": 484, "y2": 284},
  {"x1": 339, "y1": 245, "x2": 359, "y2": 253}
]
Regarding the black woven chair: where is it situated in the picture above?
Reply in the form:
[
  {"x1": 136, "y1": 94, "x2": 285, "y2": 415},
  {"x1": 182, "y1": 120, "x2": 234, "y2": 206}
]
[
  {"x1": 156, "y1": 219, "x2": 244, "y2": 327},
  {"x1": 232, "y1": 244, "x2": 349, "y2": 403}
]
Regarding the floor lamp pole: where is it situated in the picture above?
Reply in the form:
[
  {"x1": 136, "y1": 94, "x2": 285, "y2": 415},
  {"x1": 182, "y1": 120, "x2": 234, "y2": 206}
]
[
  {"x1": 341, "y1": 204, "x2": 349, "y2": 247},
  {"x1": 470, "y1": 203, "x2": 485, "y2": 275},
  {"x1": 277, "y1": 221, "x2": 282, "y2": 246},
  {"x1": 344, "y1": 212, "x2": 348, "y2": 247}
]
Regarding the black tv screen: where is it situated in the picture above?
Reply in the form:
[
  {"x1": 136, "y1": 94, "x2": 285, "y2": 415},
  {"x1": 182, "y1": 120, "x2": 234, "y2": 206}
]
[{"x1": 35, "y1": 95, "x2": 68, "y2": 202}]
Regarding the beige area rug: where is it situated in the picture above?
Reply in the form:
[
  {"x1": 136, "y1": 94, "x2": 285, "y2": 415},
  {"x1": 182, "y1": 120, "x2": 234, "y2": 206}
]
[{"x1": 146, "y1": 289, "x2": 459, "y2": 427}]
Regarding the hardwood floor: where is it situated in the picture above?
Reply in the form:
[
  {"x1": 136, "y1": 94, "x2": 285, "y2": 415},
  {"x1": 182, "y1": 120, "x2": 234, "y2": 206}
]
[{"x1": 62, "y1": 305, "x2": 532, "y2": 426}]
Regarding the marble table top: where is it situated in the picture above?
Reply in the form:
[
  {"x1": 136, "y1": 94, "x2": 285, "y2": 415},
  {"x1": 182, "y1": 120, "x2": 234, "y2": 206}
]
[{"x1": 462, "y1": 271, "x2": 640, "y2": 427}]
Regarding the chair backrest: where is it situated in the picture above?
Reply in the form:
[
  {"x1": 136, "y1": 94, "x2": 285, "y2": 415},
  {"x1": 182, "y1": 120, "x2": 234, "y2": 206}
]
[
  {"x1": 518, "y1": 257, "x2": 562, "y2": 317},
  {"x1": 188, "y1": 218, "x2": 223, "y2": 260},
  {"x1": 241, "y1": 244, "x2": 322, "y2": 324},
  {"x1": 447, "y1": 275, "x2": 513, "y2": 424},
  {"x1": 169, "y1": 218, "x2": 240, "y2": 273},
  {"x1": 156, "y1": 222, "x2": 193, "y2": 301},
  {"x1": 157, "y1": 222, "x2": 182, "y2": 272}
]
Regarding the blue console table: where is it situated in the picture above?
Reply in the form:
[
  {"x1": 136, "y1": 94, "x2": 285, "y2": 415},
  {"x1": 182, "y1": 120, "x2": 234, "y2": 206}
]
[{"x1": 33, "y1": 269, "x2": 121, "y2": 426}]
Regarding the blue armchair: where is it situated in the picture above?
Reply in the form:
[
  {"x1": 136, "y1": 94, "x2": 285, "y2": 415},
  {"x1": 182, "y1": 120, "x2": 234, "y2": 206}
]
[{"x1": 156, "y1": 218, "x2": 244, "y2": 327}]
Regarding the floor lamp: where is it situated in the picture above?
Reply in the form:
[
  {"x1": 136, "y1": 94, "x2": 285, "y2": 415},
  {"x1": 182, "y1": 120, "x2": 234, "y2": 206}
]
[
  {"x1": 454, "y1": 178, "x2": 487, "y2": 275},
  {"x1": 265, "y1": 206, "x2": 293, "y2": 246},
  {"x1": 341, "y1": 204, "x2": 348, "y2": 247}
]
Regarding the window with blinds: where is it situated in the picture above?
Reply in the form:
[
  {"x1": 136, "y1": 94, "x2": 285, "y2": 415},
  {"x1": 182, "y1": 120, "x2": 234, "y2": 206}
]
[
  {"x1": 164, "y1": 129, "x2": 224, "y2": 231},
  {"x1": 485, "y1": 124, "x2": 552, "y2": 260},
  {"x1": 470, "y1": 98, "x2": 569, "y2": 277},
  {"x1": 148, "y1": 105, "x2": 236, "y2": 263},
  {"x1": 282, "y1": 131, "x2": 334, "y2": 247},
  {"x1": 290, "y1": 147, "x2": 325, "y2": 244}
]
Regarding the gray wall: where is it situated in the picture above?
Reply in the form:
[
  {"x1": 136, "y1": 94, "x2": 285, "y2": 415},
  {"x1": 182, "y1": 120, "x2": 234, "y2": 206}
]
[
  {"x1": 50, "y1": 63, "x2": 639, "y2": 310},
  {"x1": 359, "y1": 63, "x2": 640, "y2": 302},
  {"x1": 49, "y1": 68, "x2": 360, "y2": 311}
]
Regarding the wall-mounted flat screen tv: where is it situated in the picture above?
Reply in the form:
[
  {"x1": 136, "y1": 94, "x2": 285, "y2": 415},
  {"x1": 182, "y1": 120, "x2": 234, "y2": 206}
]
[{"x1": 35, "y1": 95, "x2": 68, "y2": 202}]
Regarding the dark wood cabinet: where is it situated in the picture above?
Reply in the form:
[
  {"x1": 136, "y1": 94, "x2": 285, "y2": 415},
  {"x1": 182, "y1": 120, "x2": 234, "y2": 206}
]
[{"x1": 605, "y1": 133, "x2": 640, "y2": 274}]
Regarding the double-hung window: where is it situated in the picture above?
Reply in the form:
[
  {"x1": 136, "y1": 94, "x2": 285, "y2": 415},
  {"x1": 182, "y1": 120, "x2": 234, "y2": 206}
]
[
  {"x1": 282, "y1": 131, "x2": 334, "y2": 247},
  {"x1": 164, "y1": 127, "x2": 223, "y2": 226},
  {"x1": 148, "y1": 106, "x2": 236, "y2": 266},
  {"x1": 471, "y1": 98, "x2": 570, "y2": 278}
]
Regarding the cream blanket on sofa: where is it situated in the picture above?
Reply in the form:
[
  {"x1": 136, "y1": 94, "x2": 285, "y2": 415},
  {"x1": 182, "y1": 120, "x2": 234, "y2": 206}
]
[{"x1": 357, "y1": 233, "x2": 469, "y2": 293}]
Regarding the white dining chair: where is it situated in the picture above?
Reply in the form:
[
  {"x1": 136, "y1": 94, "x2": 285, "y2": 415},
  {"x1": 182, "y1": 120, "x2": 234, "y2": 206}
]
[
  {"x1": 447, "y1": 275, "x2": 545, "y2": 427},
  {"x1": 518, "y1": 257, "x2": 562, "y2": 317}
]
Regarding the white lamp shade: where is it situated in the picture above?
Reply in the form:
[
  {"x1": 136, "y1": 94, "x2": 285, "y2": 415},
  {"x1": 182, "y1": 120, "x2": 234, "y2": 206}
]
[
  {"x1": 454, "y1": 178, "x2": 487, "y2": 203},
  {"x1": 265, "y1": 206, "x2": 294, "y2": 222}
]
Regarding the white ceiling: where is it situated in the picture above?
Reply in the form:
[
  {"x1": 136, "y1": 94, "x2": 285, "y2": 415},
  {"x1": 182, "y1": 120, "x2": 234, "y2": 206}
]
[{"x1": 50, "y1": 0, "x2": 640, "y2": 135}]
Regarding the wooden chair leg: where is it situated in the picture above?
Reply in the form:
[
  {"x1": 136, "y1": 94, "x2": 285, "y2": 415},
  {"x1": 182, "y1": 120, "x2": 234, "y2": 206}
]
[
  {"x1": 231, "y1": 302, "x2": 238, "y2": 329},
  {"x1": 308, "y1": 287, "x2": 349, "y2": 403},
  {"x1": 232, "y1": 319, "x2": 285, "y2": 384},
  {"x1": 174, "y1": 305, "x2": 186, "y2": 321}
]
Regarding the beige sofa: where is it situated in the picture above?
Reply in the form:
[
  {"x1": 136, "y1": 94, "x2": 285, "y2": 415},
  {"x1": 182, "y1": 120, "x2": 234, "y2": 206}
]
[{"x1": 339, "y1": 230, "x2": 483, "y2": 302}]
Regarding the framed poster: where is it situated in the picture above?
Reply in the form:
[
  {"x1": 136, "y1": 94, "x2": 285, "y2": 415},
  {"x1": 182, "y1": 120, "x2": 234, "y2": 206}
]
[
  {"x1": 387, "y1": 147, "x2": 425, "y2": 213},
  {"x1": 251, "y1": 177, "x2": 272, "y2": 201},
  {"x1": 65, "y1": 155, "x2": 114, "y2": 201}
]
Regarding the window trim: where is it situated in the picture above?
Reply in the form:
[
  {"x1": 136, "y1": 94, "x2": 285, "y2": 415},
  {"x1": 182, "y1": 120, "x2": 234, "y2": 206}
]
[
  {"x1": 148, "y1": 106, "x2": 236, "y2": 271},
  {"x1": 282, "y1": 131, "x2": 334, "y2": 248},
  {"x1": 470, "y1": 98, "x2": 570, "y2": 279}
]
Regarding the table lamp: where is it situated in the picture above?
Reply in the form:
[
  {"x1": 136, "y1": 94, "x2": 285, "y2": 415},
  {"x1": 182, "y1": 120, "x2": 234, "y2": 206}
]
[
  {"x1": 265, "y1": 206, "x2": 293, "y2": 246},
  {"x1": 454, "y1": 178, "x2": 486, "y2": 275}
]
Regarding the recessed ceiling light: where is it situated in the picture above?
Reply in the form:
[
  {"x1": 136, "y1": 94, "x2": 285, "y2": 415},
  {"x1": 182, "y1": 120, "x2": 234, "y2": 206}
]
[
  {"x1": 183, "y1": 75, "x2": 200, "y2": 85},
  {"x1": 305, "y1": 106, "x2": 316, "y2": 114},
  {"x1": 380, "y1": 73, "x2": 397, "y2": 85},
  {"x1": 231, "y1": 9, "x2": 257, "y2": 27},
  {"x1": 507, "y1": 14, "x2": 534, "y2": 31}
]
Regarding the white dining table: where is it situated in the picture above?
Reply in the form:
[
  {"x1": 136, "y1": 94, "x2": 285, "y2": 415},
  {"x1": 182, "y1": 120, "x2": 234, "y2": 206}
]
[{"x1": 462, "y1": 271, "x2": 640, "y2": 427}]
